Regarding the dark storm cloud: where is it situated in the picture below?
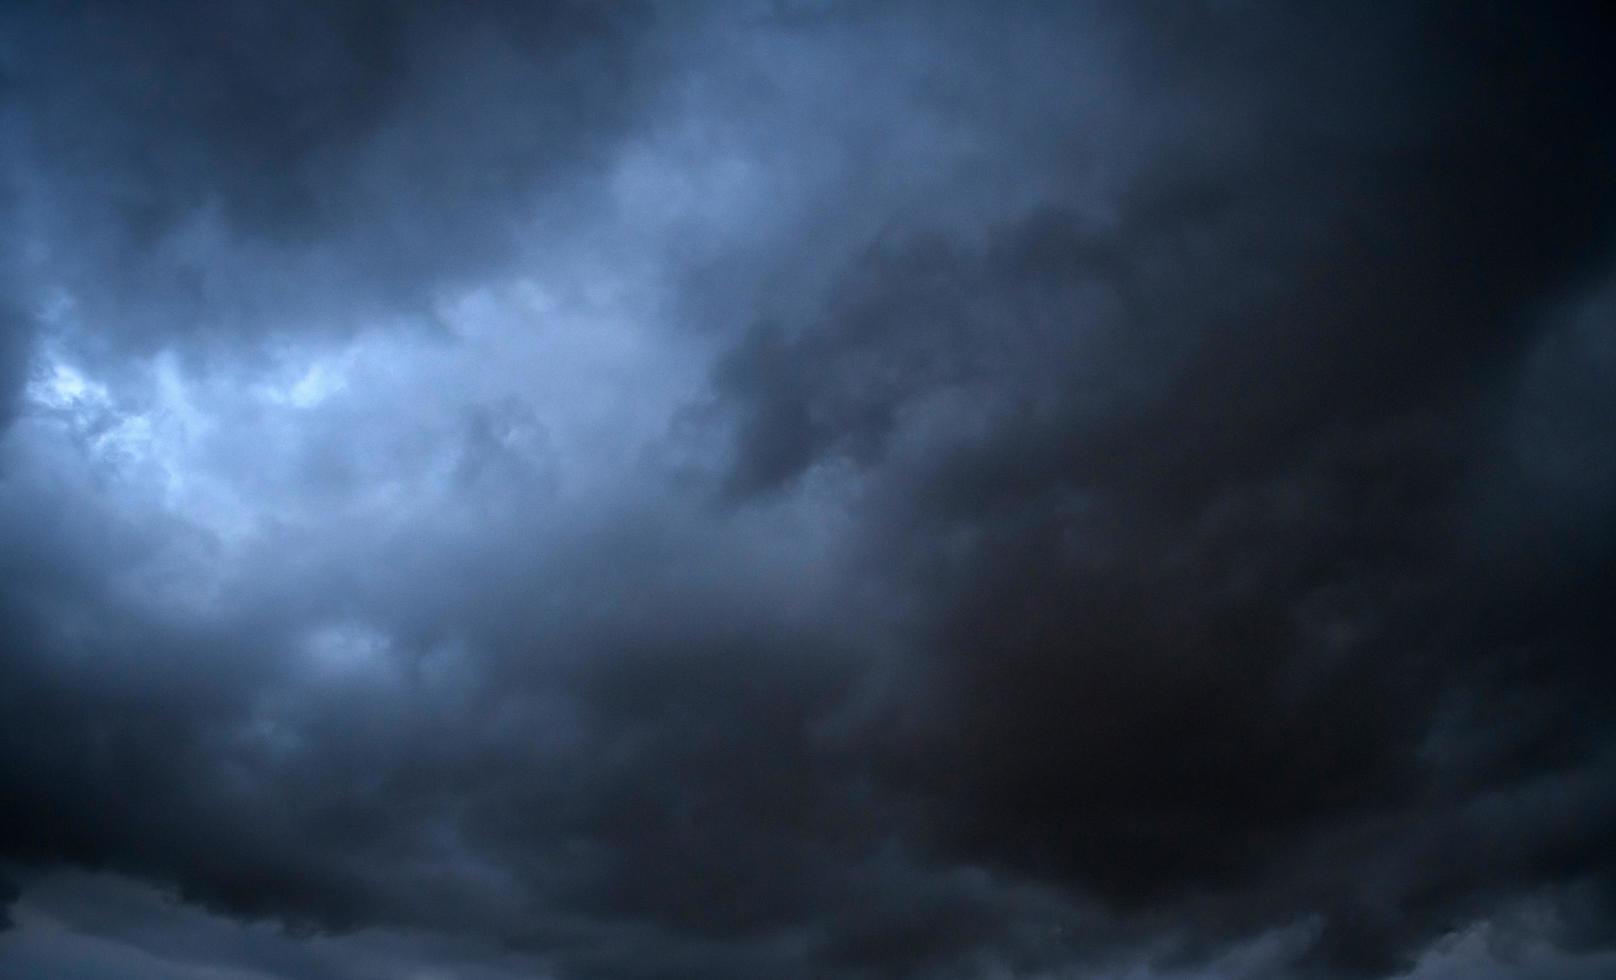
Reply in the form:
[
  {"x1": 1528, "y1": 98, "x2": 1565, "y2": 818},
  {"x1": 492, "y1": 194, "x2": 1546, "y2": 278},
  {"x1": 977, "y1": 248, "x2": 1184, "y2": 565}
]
[
  {"x1": 2, "y1": 2, "x2": 1615, "y2": 979},
  {"x1": 706, "y1": 0, "x2": 1616, "y2": 975},
  {"x1": 0, "y1": 0, "x2": 662, "y2": 382},
  {"x1": 0, "y1": 298, "x2": 27, "y2": 431}
]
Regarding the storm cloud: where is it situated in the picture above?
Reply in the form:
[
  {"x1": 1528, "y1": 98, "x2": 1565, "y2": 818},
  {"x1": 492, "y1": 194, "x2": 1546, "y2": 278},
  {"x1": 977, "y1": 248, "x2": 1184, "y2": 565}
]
[{"x1": 2, "y1": 2, "x2": 1614, "y2": 978}]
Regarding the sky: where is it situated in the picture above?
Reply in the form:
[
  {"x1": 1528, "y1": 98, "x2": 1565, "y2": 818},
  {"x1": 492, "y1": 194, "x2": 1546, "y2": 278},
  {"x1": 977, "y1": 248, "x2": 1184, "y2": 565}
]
[{"x1": 0, "y1": 2, "x2": 1613, "y2": 978}]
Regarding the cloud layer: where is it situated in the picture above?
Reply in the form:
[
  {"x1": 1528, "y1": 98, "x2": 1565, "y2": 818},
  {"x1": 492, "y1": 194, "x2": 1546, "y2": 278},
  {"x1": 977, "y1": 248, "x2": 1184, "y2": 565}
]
[{"x1": 2, "y1": 2, "x2": 1614, "y2": 978}]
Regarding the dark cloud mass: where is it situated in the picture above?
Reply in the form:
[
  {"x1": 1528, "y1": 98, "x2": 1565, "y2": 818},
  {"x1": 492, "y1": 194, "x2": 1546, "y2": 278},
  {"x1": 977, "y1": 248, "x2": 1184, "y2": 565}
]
[{"x1": 2, "y1": 2, "x2": 1614, "y2": 978}]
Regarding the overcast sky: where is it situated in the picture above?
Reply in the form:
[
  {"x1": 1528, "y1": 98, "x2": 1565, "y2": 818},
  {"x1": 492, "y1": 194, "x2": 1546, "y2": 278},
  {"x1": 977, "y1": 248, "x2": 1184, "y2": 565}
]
[{"x1": 1, "y1": 2, "x2": 1614, "y2": 978}]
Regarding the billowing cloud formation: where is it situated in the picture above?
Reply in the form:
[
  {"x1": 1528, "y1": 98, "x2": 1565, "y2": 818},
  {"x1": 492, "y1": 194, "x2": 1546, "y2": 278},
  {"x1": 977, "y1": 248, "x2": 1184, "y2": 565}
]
[{"x1": 1, "y1": 2, "x2": 1614, "y2": 979}]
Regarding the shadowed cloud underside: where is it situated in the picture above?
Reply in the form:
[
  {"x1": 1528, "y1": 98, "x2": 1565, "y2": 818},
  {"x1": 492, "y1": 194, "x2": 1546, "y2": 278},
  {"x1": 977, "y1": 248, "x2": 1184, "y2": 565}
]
[{"x1": 1, "y1": 2, "x2": 1615, "y2": 978}]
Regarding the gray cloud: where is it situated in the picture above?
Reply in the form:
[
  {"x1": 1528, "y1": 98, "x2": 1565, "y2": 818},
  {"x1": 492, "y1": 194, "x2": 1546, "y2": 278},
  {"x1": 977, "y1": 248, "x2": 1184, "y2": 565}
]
[
  {"x1": 1, "y1": 0, "x2": 665, "y2": 387},
  {"x1": 2, "y1": 2, "x2": 1614, "y2": 979}
]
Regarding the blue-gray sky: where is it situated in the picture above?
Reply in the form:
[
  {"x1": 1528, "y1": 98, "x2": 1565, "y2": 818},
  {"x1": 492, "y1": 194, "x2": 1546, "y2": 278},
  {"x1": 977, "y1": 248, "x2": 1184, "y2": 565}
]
[{"x1": 2, "y1": 2, "x2": 1614, "y2": 978}]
